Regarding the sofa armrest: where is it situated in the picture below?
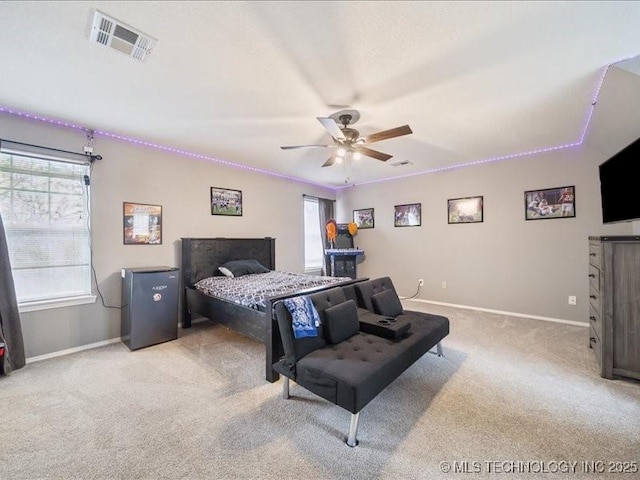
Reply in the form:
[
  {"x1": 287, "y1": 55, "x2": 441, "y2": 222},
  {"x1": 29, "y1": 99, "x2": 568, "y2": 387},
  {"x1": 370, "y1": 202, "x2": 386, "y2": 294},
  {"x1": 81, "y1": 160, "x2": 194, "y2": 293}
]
[{"x1": 358, "y1": 312, "x2": 411, "y2": 339}]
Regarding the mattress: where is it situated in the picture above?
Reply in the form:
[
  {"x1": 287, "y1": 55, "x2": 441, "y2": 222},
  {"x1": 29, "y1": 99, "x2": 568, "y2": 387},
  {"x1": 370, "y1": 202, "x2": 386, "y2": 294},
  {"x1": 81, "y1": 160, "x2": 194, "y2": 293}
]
[{"x1": 194, "y1": 270, "x2": 352, "y2": 310}]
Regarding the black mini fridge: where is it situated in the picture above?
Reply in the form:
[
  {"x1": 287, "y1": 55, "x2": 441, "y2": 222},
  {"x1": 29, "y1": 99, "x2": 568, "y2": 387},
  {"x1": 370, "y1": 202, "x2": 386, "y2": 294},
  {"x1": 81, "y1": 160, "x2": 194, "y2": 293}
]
[{"x1": 121, "y1": 266, "x2": 179, "y2": 350}]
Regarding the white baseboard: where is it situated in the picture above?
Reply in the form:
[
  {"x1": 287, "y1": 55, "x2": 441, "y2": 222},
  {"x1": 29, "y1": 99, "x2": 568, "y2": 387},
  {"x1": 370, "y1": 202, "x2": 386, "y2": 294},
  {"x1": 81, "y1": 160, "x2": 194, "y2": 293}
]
[
  {"x1": 26, "y1": 337, "x2": 122, "y2": 364},
  {"x1": 27, "y1": 319, "x2": 205, "y2": 364},
  {"x1": 404, "y1": 298, "x2": 589, "y2": 328},
  {"x1": 24, "y1": 303, "x2": 584, "y2": 365}
]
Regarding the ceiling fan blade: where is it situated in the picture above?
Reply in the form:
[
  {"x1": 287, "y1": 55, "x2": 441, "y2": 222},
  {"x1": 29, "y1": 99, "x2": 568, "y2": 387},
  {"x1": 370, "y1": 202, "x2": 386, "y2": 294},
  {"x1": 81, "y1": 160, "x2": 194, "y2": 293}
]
[
  {"x1": 362, "y1": 125, "x2": 413, "y2": 144},
  {"x1": 357, "y1": 146, "x2": 393, "y2": 162},
  {"x1": 322, "y1": 155, "x2": 338, "y2": 167},
  {"x1": 280, "y1": 144, "x2": 334, "y2": 150},
  {"x1": 317, "y1": 117, "x2": 346, "y2": 141}
]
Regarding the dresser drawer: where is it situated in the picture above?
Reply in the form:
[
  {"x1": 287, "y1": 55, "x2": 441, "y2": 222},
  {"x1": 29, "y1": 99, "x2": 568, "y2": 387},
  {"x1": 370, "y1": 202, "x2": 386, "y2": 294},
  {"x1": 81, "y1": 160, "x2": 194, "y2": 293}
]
[
  {"x1": 589, "y1": 287, "x2": 601, "y2": 315},
  {"x1": 588, "y1": 242, "x2": 601, "y2": 268},
  {"x1": 588, "y1": 264, "x2": 600, "y2": 292},
  {"x1": 589, "y1": 326, "x2": 603, "y2": 366},
  {"x1": 589, "y1": 303, "x2": 602, "y2": 340}
]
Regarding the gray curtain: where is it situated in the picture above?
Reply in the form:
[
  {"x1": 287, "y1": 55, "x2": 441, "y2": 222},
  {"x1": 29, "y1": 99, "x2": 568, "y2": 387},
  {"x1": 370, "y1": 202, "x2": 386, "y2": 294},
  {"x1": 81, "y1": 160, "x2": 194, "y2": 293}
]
[
  {"x1": 317, "y1": 197, "x2": 334, "y2": 276},
  {"x1": 0, "y1": 212, "x2": 25, "y2": 376}
]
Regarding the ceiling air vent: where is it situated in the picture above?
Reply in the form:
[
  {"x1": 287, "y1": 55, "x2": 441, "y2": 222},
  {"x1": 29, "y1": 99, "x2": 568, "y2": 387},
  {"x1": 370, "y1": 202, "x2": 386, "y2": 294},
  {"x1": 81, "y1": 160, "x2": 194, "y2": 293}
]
[
  {"x1": 89, "y1": 10, "x2": 157, "y2": 62},
  {"x1": 390, "y1": 160, "x2": 413, "y2": 167}
]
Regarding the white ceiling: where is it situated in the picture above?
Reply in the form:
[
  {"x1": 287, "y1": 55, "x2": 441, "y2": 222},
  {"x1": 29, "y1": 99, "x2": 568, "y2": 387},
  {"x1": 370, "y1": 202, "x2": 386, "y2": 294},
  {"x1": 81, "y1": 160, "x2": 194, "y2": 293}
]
[{"x1": 1, "y1": 1, "x2": 640, "y2": 188}]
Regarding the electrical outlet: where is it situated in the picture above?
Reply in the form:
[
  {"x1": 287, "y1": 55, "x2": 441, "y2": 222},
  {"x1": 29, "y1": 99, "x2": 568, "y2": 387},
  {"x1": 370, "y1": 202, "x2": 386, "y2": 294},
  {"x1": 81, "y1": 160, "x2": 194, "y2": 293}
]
[
  {"x1": 442, "y1": 281, "x2": 447, "y2": 289},
  {"x1": 418, "y1": 279, "x2": 424, "y2": 287},
  {"x1": 568, "y1": 295, "x2": 577, "y2": 306}
]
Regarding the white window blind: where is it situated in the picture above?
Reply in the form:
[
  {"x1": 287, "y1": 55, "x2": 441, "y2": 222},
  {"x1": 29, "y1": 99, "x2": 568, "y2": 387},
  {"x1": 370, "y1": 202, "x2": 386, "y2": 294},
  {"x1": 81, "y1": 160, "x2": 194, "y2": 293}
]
[{"x1": 0, "y1": 151, "x2": 91, "y2": 304}]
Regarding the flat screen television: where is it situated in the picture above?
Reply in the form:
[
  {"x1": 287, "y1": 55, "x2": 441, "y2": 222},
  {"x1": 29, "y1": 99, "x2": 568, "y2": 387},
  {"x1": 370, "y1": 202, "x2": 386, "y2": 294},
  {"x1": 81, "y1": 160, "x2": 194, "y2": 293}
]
[{"x1": 599, "y1": 136, "x2": 640, "y2": 224}]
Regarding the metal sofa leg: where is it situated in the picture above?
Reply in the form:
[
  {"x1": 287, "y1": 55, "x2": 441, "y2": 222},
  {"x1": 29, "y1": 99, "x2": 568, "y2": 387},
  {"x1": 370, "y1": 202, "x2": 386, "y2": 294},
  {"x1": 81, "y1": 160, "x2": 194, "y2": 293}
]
[
  {"x1": 346, "y1": 412, "x2": 360, "y2": 447},
  {"x1": 282, "y1": 377, "x2": 290, "y2": 399},
  {"x1": 428, "y1": 341, "x2": 444, "y2": 357}
]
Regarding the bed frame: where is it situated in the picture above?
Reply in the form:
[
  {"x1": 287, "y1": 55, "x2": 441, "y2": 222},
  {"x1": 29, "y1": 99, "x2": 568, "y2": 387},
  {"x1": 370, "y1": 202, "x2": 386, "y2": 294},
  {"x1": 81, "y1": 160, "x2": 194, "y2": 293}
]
[{"x1": 181, "y1": 237, "x2": 365, "y2": 382}]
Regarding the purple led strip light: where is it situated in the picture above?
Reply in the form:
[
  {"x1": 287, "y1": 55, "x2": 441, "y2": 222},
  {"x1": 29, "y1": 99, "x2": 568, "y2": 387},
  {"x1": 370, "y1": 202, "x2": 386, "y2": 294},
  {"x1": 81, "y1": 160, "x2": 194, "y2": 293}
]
[
  {"x1": 574, "y1": 51, "x2": 640, "y2": 144},
  {"x1": 337, "y1": 141, "x2": 583, "y2": 190},
  {"x1": 0, "y1": 106, "x2": 90, "y2": 132},
  {"x1": 0, "y1": 105, "x2": 332, "y2": 190},
  {"x1": 93, "y1": 129, "x2": 332, "y2": 189},
  {"x1": 577, "y1": 63, "x2": 611, "y2": 145},
  {"x1": 1, "y1": 54, "x2": 635, "y2": 190}
]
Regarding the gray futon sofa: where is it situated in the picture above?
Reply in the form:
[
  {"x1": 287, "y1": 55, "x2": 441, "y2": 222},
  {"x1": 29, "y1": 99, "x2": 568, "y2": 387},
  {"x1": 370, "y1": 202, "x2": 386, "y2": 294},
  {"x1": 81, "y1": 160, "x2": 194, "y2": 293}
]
[{"x1": 272, "y1": 277, "x2": 449, "y2": 446}]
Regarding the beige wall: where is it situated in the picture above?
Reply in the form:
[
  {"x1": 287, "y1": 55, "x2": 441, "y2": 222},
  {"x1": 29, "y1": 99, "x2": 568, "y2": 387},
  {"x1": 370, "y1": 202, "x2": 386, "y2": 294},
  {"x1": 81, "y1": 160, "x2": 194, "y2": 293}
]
[
  {"x1": 0, "y1": 114, "x2": 334, "y2": 358},
  {"x1": 336, "y1": 146, "x2": 630, "y2": 323}
]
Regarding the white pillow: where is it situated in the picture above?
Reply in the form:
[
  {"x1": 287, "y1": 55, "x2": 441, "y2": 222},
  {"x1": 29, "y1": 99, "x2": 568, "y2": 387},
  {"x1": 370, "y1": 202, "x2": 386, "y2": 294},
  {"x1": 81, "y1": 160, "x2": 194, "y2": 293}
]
[{"x1": 218, "y1": 266, "x2": 234, "y2": 278}]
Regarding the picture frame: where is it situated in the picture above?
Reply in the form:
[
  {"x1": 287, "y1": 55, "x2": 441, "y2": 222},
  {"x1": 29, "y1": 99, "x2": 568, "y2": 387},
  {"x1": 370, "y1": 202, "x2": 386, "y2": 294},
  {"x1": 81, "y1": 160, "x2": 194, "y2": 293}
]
[
  {"x1": 394, "y1": 203, "x2": 421, "y2": 227},
  {"x1": 448, "y1": 196, "x2": 484, "y2": 224},
  {"x1": 353, "y1": 208, "x2": 375, "y2": 229},
  {"x1": 211, "y1": 187, "x2": 243, "y2": 216},
  {"x1": 123, "y1": 202, "x2": 162, "y2": 245},
  {"x1": 525, "y1": 185, "x2": 575, "y2": 220}
]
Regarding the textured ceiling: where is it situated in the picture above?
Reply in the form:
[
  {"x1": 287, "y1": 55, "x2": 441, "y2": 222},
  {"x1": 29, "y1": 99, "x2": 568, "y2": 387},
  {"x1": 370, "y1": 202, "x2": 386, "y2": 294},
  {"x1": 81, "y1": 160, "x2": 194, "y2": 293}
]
[{"x1": 1, "y1": 1, "x2": 640, "y2": 188}]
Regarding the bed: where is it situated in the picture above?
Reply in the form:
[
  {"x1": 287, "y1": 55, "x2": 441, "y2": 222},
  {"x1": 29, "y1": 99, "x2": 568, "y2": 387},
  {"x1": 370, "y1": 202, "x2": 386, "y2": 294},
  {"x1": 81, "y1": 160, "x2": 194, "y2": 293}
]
[{"x1": 181, "y1": 237, "x2": 366, "y2": 382}]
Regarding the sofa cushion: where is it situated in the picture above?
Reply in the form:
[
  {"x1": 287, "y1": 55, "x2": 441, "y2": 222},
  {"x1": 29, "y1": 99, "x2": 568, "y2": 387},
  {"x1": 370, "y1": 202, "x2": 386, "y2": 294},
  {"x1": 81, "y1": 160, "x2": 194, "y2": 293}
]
[
  {"x1": 355, "y1": 277, "x2": 399, "y2": 312},
  {"x1": 342, "y1": 284, "x2": 359, "y2": 304},
  {"x1": 324, "y1": 300, "x2": 359, "y2": 344},
  {"x1": 296, "y1": 310, "x2": 450, "y2": 413},
  {"x1": 310, "y1": 287, "x2": 347, "y2": 323},
  {"x1": 371, "y1": 288, "x2": 404, "y2": 317}
]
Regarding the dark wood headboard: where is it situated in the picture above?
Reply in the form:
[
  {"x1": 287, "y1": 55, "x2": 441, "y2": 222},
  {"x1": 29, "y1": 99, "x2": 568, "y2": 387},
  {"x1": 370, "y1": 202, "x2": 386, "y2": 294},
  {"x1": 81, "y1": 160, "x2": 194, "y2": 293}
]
[{"x1": 181, "y1": 237, "x2": 276, "y2": 287}]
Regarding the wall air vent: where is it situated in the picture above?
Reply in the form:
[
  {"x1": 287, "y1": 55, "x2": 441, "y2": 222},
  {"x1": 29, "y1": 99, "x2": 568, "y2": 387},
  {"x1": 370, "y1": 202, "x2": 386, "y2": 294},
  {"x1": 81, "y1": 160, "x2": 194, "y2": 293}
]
[
  {"x1": 89, "y1": 10, "x2": 157, "y2": 62},
  {"x1": 390, "y1": 160, "x2": 413, "y2": 167}
]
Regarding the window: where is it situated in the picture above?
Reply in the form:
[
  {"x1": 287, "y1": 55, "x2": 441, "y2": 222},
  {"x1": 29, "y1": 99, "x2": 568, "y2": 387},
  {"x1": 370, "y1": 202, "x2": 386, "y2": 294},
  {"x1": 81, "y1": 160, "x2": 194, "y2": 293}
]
[
  {"x1": 303, "y1": 196, "x2": 323, "y2": 272},
  {"x1": 303, "y1": 195, "x2": 335, "y2": 274},
  {"x1": 0, "y1": 151, "x2": 92, "y2": 309}
]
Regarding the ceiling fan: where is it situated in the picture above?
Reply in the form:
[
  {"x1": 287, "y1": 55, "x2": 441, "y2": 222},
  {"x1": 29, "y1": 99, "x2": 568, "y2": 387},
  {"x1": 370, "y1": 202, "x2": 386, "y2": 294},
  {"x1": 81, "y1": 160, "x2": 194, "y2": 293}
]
[{"x1": 281, "y1": 110, "x2": 413, "y2": 167}]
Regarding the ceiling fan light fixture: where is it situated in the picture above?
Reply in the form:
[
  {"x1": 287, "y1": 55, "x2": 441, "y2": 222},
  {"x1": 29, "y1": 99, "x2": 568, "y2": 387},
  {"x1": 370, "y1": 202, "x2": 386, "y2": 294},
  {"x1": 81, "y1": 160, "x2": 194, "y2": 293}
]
[{"x1": 280, "y1": 109, "x2": 413, "y2": 171}]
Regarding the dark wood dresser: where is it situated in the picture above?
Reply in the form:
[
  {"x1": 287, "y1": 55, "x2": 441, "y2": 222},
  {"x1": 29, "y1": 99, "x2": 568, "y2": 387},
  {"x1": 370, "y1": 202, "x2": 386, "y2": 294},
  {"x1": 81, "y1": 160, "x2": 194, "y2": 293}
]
[{"x1": 588, "y1": 236, "x2": 640, "y2": 380}]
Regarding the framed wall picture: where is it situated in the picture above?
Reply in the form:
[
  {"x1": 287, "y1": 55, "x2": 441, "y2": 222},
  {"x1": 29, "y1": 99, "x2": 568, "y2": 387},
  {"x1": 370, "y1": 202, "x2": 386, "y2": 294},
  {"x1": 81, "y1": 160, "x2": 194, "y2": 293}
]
[
  {"x1": 525, "y1": 186, "x2": 575, "y2": 220},
  {"x1": 123, "y1": 202, "x2": 162, "y2": 245},
  {"x1": 394, "y1": 203, "x2": 421, "y2": 227},
  {"x1": 353, "y1": 208, "x2": 375, "y2": 229},
  {"x1": 211, "y1": 187, "x2": 242, "y2": 216},
  {"x1": 448, "y1": 196, "x2": 484, "y2": 224}
]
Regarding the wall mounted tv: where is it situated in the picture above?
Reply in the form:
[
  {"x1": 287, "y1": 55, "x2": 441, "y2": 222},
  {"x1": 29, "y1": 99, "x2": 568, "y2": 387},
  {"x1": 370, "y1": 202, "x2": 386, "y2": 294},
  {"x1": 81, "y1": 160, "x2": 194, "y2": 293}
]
[{"x1": 599, "y1": 136, "x2": 640, "y2": 224}]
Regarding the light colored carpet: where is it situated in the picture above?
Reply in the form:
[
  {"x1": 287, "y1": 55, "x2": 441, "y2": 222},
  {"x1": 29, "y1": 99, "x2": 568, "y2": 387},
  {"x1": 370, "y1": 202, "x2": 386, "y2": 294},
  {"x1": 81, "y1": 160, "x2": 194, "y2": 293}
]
[{"x1": 1, "y1": 302, "x2": 639, "y2": 480}]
